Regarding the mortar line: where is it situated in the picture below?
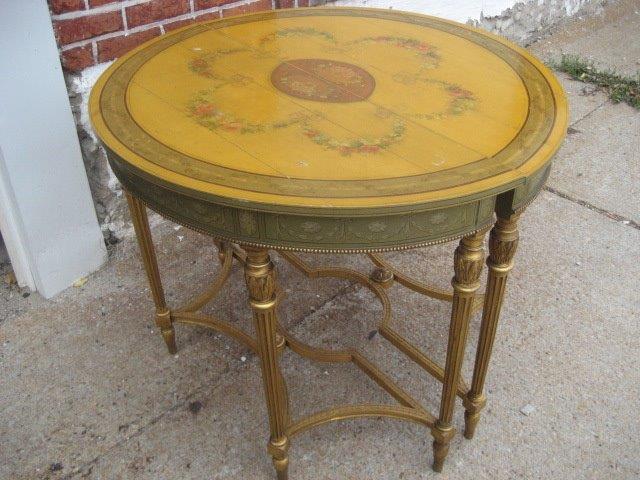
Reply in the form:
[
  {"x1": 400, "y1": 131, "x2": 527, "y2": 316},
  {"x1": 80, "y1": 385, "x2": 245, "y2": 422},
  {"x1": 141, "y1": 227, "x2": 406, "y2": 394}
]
[{"x1": 543, "y1": 185, "x2": 640, "y2": 230}]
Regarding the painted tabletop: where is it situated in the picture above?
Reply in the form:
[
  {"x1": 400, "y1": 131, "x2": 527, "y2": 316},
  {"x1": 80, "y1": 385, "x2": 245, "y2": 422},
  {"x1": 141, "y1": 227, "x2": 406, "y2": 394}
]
[{"x1": 90, "y1": 8, "x2": 567, "y2": 251}]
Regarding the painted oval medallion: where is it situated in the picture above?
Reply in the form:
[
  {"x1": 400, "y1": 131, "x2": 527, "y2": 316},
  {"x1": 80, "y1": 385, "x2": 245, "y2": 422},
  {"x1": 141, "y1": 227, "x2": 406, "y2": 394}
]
[{"x1": 271, "y1": 58, "x2": 376, "y2": 103}]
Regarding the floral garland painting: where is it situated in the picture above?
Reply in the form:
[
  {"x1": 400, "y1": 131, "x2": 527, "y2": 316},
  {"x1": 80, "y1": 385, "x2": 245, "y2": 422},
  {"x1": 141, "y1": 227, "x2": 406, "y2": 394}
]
[
  {"x1": 190, "y1": 85, "x2": 406, "y2": 156},
  {"x1": 189, "y1": 88, "x2": 310, "y2": 134},
  {"x1": 259, "y1": 27, "x2": 337, "y2": 48},
  {"x1": 188, "y1": 48, "x2": 248, "y2": 79},
  {"x1": 392, "y1": 75, "x2": 478, "y2": 120},
  {"x1": 185, "y1": 28, "x2": 477, "y2": 156},
  {"x1": 438, "y1": 83, "x2": 477, "y2": 118},
  {"x1": 348, "y1": 36, "x2": 441, "y2": 69},
  {"x1": 302, "y1": 119, "x2": 406, "y2": 156}
]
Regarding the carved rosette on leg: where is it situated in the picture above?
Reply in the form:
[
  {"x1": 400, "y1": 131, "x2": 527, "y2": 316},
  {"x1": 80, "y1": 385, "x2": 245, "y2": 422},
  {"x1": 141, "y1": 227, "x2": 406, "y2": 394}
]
[
  {"x1": 432, "y1": 230, "x2": 486, "y2": 472},
  {"x1": 464, "y1": 213, "x2": 520, "y2": 439},
  {"x1": 125, "y1": 192, "x2": 177, "y2": 354},
  {"x1": 244, "y1": 248, "x2": 290, "y2": 480}
]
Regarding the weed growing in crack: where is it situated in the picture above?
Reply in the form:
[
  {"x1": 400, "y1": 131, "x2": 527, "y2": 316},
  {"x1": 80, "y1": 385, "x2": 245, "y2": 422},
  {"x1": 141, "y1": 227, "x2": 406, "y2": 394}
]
[{"x1": 551, "y1": 54, "x2": 639, "y2": 109}]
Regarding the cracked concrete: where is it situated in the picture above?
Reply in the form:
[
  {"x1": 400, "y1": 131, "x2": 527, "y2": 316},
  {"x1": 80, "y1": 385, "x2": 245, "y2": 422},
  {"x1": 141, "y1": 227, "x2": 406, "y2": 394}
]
[{"x1": 1, "y1": 2, "x2": 639, "y2": 479}]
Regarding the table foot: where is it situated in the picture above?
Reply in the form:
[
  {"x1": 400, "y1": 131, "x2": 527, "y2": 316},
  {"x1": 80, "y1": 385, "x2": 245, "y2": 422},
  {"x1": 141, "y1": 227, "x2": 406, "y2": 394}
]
[
  {"x1": 462, "y1": 393, "x2": 486, "y2": 439},
  {"x1": 431, "y1": 422, "x2": 454, "y2": 472},
  {"x1": 269, "y1": 437, "x2": 289, "y2": 480},
  {"x1": 156, "y1": 309, "x2": 177, "y2": 355}
]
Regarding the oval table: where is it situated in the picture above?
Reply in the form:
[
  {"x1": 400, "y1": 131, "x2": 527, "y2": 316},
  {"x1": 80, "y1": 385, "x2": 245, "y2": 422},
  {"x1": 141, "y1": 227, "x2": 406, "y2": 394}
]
[{"x1": 90, "y1": 7, "x2": 567, "y2": 478}]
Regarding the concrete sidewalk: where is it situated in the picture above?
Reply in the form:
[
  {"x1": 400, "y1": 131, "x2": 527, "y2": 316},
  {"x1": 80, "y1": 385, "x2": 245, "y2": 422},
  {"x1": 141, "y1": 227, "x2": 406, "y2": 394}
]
[{"x1": 1, "y1": 2, "x2": 639, "y2": 479}]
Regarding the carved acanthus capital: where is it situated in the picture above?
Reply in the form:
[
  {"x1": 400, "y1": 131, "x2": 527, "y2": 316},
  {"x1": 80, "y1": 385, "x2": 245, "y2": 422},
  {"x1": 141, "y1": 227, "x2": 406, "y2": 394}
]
[
  {"x1": 244, "y1": 248, "x2": 276, "y2": 302},
  {"x1": 489, "y1": 214, "x2": 520, "y2": 267},
  {"x1": 453, "y1": 230, "x2": 487, "y2": 288}
]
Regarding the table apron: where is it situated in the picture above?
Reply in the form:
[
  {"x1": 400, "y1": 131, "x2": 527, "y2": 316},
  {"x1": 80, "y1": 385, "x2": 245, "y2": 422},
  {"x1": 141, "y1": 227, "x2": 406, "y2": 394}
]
[{"x1": 111, "y1": 154, "x2": 550, "y2": 253}]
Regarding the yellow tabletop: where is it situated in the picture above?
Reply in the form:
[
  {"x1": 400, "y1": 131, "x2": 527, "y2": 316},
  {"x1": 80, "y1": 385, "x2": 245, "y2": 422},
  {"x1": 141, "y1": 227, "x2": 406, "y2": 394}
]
[{"x1": 90, "y1": 7, "x2": 567, "y2": 251}]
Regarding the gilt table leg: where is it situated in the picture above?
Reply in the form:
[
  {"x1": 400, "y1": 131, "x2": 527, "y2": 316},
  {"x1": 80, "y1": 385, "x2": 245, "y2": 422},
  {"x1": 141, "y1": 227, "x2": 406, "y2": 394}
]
[
  {"x1": 244, "y1": 248, "x2": 290, "y2": 480},
  {"x1": 432, "y1": 230, "x2": 486, "y2": 472},
  {"x1": 125, "y1": 192, "x2": 177, "y2": 354},
  {"x1": 464, "y1": 212, "x2": 520, "y2": 439}
]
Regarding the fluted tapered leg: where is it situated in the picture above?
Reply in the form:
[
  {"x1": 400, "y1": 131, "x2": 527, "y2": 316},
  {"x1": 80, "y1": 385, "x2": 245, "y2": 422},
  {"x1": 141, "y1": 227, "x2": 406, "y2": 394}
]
[
  {"x1": 244, "y1": 248, "x2": 289, "y2": 480},
  {"x1": 464, "y1": 213, "x2": 520, "y2": 439},
  {"x1": 432, "y1": 230, "x2": 486, "y2": 472},
  {"x1": 126, "y1": 192, "x2": 177, "y2": 354}
]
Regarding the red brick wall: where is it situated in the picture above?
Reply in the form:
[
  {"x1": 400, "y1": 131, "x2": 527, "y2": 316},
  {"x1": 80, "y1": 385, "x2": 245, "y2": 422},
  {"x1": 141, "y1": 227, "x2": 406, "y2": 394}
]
[{"x1": 48, "y1": 0, "x2": 317, "y2": 72}]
